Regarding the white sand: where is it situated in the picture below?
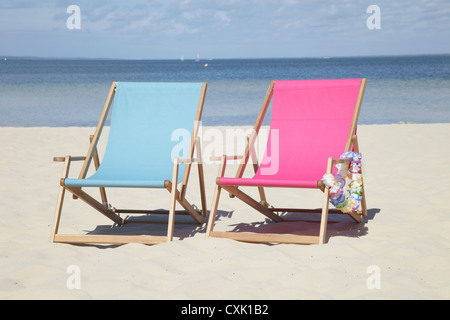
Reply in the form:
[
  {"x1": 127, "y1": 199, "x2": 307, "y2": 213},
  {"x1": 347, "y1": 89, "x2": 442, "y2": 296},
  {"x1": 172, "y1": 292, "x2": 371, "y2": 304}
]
[{"x1": 0, "y1": 123, "x2": 449, "y2": 300}]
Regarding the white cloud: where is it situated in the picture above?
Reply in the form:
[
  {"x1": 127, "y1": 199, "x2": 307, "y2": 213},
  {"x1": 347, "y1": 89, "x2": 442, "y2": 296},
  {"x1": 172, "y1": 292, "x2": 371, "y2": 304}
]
[{"x1": 214, "y1": 11, "x2": 231, "y2": 26}]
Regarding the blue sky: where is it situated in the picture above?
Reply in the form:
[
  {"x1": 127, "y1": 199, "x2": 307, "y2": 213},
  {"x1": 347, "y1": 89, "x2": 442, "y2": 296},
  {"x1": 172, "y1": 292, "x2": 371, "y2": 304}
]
[{"x1": 1, "y1": 0, "x2": 449, "y2": 59}]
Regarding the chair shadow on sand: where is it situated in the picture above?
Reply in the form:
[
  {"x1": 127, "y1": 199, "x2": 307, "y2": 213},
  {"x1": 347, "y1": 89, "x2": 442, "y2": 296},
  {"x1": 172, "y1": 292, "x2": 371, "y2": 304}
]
[
  {"x1": 220, "y1": 208, "x2": 381, "y2": 244},
  {"x1": 78, "y1": 208, "x2": 379, "y2": 247},
  {"x1": 82, "y1": 210, "x2": 230, "y2": 247}
]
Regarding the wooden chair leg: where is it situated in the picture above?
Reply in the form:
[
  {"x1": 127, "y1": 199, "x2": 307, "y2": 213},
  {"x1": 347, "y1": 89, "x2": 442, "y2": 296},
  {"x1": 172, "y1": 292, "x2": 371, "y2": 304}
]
[
  {"x1": 352, "y1": 134, "x2": 367, "y2": 217},
  {"x1": 206, "y1": 155, "x2": 227, "y2": 237},
  {"x1": 205, "y1": 183, "x2": 222, "y2": 237},
  {"x1": 164, "y1": 182, "x2": 204, "y2": 224},
  {"x1": 319, "y1": 157, "x2": 334, "y2": 244},
  {"x1": 359, "y1": 162, "x2": 368, "y2": 217},
  {"x1": 319, "y1": 186, "x2": 330, "y2": 245},
  {"x1": 196, "y1": 137, "x2": 207, "y2": 217},
  {"x1": 167, "y1": 158, "x2": 179, "y2": 242},
  {"x1": 361, "y1": 191, "x2": 368, "y2": 217}
]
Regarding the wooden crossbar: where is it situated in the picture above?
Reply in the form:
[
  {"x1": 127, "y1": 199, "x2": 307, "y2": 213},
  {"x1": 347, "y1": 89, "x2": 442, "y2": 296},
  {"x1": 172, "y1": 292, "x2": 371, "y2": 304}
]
[
  {"x1": 113, "y1": 209, "x2": 191, "y2": 215},
  {"x1": 209, "y1": 231, "x2": 319, "y2": 245},
  {"x1": 53, "y1": 234, "x2": 168, "y2": 245}
]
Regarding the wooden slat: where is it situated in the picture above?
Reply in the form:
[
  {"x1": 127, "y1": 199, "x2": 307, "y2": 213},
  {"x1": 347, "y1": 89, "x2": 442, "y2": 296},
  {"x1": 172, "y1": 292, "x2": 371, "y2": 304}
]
[
  {"x1": 210, "y1": 155, "x2": 242, "y2": 161},
  {"x1": 345, "y1": 78, "x2": 366, "y2": 152},
  {"x1": 195, "y1": 137, "x2": 208, "y2": 217},
  {"x1": 51, "y1": 156, "x2": 71, "y2": 242},
  {"x1": 210, "y1": 231, "x2": 319, "y2": 245},
  {"x1": 66, "y1": 186, "x2": 124, "y2": 225},
  {"x1": 88, "y1": 135, "x2": 108, "y2": 204},
  {"x1": 270, "y1": 208, "x2": 343, "y2": 214},
  {"x1": 352, "y1": 134, "x2": 368, "y2": 217},
  {"x1": 164, "y1": 182, "x2": 204, "y2": 224},
  {"x1": 206, "y1": 155, "x2": 228, "y2": 237},
  {"x1": 347, "y1": 211, "x2": 363, "y2": 223},
  {"x1": 236, "y1": 81, "x2": 274, "y2": 179},
  {"x1": 179, "y1": 82, "x2": 207, "y2": 200},
  {"x1": 114, "y1": 209, "x2": 190, "y2": 215},
  {"x1": 53, "y1": 234, "x2": 168, "y2": 245},
  {"x1": 54, "y1": 156, "x2": 86, "y2": 162},
  {"x1": 221, "y1": 185, "x2": 282, "y2": 222},
  {"x1": 318, "y1": 157, "x2": 333, "y2": 244},
  {"x1": 247, "y1": 134, "x2": 267, "y2": 204},
  {"x1": 78, "y1": 82, "x2": 117, "y2": 180},
  {"x1": 167, "y1": 158, "x2": 179, "y2": 241}
]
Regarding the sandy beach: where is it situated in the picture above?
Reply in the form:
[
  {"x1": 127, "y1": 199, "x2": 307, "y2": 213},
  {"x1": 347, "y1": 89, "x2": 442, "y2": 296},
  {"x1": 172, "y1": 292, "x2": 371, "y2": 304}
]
[{"x1": 0, "y1": 123, "x2": 449, "y2": 300}]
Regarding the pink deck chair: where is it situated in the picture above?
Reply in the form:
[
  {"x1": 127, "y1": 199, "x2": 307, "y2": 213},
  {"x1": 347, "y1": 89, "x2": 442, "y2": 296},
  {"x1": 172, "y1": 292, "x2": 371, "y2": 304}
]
[{"x1": 206, "y1": 79, "x2": 367, "y2": 245}]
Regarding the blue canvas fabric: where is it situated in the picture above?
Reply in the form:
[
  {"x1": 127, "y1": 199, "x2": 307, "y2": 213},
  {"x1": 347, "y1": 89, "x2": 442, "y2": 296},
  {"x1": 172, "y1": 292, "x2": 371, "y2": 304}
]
[{"x1": 65, "y1": 82, "x2": 203, "y2": 188}]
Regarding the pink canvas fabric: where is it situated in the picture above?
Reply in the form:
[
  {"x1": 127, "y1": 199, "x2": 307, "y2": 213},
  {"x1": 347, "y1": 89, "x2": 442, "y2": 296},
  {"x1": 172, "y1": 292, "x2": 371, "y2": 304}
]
[{"x1": 219, "y1": 79, "x2": 362, "y2": 188}]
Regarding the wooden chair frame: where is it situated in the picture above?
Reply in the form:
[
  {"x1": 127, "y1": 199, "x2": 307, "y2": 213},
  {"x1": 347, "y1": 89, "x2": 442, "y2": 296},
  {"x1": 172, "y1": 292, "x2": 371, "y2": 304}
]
[
  {"x1": 51, "y1": 82, "x2": 208, "y2": 245},
  {"x1": 206, "y1": 80, "x2": 367, "y2": 245}
]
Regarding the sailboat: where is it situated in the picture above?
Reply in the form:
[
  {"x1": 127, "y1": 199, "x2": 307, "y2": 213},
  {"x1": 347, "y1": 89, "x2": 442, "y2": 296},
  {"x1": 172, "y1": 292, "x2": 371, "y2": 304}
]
[{"x1": 196, "y1": 53, "x2": 200, "y2": 62}]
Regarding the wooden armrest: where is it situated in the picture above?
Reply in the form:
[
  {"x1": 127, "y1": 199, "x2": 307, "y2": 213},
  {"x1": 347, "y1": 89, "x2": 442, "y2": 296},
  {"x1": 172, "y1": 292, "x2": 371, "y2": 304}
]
[
  {"x1": 331, "y1": 158, "x2": 353, "y2": 164},
  {"x1": 177, "y1": 157, "x2": 202, "y2": 164},
  {"x1": 53, "y1": 156, "x2": 86, "y2": 162},
  {"x1": 210, "y1": 155, "x2": 243, "y2": 161}
]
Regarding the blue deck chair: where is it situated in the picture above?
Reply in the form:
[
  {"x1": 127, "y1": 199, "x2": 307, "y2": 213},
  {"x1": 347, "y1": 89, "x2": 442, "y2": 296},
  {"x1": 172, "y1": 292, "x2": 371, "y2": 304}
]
[{"x1": 52, "y1": 82, "x2": 207, "y2": 245}]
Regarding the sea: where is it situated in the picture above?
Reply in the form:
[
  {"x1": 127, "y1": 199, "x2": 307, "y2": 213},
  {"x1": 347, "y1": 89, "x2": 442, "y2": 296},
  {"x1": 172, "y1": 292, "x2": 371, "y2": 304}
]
[{"x1": 0, "y1": 55, "x2": 449, "y2": 127}]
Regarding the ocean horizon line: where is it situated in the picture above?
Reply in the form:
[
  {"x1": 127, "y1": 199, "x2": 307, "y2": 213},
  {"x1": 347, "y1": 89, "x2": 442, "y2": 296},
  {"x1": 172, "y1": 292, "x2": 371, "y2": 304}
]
[
  {"x1": 1, "y1": 122, "x2": 449, "y2": 129},
  {"x1": 1, "y1": 53, "x2": 449, "y2": 61}
]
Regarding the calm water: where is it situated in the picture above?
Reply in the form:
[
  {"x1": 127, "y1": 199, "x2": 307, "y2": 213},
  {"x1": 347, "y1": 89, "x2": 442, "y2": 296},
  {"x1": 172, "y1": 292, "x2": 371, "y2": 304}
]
[{"x1": 0, "y1": 55, "x2": 449, "y2": 126}]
